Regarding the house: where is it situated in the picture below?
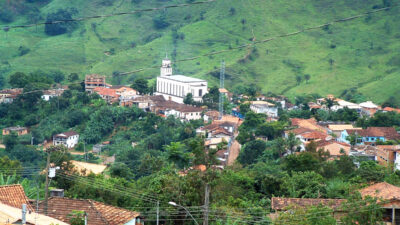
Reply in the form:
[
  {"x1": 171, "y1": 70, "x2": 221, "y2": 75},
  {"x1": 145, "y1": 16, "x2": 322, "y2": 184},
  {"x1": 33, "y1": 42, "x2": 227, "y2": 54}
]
[
  {"x1": 85, "y1": 74, "x2": 106, "y2": 93},
  {"x1": 340, "y1": 127, "x2": 400, "y2": 145},
  {"x1": 41, "y1": 89, "x2": 64, "y2": 101},
  {"x1": 130, "y1": 95, "x2": 166, "y2": 111},
  {"x1": 270, "y1": 197, "x2": 346, "y2": 220},
  {"x1": 93, "y1": 87, "x2": 119, "y2": 104},
  {"x1": 248, "y1": 101, "x2": 278, "y2": 118},
  {"x1": 2, "y1": 126, "x2": 28, "y2": 136},
  {"x1": 327, "y1": 124, "x2": 356, "y2": 140},
  {"x1": 53, "y1": 131, "x2": 79, "y2": 148},
  {"x1": 331, "y1": 99, "x2": 361, "y2": 112},
  {"x1": 38, "y1": 197, "x2": 143, "y2": 225},
  {"x1": 359, "y1": 182, "x2": 400, "y2": 224},
  {"x1": 285, "y1": 127, "x2": 330, "y2": 151},
  {"x1": 219, "y1": 88, "x2": 233, "y2": 101},
  {"x1": 155, "y1": 57, "x2": 208, "y2": 103},
  {"x1": 0, "y1": 88, "x2": 23, "y2": 104},
  {"x1": 204, "y1": 110, "x2": 220, "y2": 122},
  {"x1": 376, "y1": 145, "x2": 400, "y2": 170},
  {"x1": 359, "y1": 101, "x2": 380, "y2": 117},
  {"x1": 315, "y1": 140, "x2": 351, "y2": 159}
]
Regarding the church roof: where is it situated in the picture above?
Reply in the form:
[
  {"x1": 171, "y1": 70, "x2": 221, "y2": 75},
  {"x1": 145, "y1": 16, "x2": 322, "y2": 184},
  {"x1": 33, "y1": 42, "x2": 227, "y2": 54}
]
[{"x1": 160, "y1": 75, "x2": 206, "y2": 83}]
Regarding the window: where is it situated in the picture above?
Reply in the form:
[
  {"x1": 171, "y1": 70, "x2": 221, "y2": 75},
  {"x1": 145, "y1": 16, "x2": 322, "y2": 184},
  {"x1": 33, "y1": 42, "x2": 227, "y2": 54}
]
[{"x1": 199, "y1": 89, "x2": 203, "y2": 97}]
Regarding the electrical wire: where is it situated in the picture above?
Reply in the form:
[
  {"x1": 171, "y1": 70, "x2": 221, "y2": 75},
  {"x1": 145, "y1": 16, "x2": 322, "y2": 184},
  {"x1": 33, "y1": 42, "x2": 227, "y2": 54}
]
[
  {"x1": 116, "y1": 4, "x2": 398, "y2": 76},
  {"x1": 1, "y1": 0, "x2": 216, "y2": 31}
]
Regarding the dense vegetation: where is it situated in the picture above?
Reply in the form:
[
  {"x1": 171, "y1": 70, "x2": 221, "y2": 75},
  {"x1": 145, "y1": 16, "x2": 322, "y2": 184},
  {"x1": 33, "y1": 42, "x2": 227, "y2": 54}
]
[{"x1": 0, "y1": 0, "x2": 399, "y2": 103}]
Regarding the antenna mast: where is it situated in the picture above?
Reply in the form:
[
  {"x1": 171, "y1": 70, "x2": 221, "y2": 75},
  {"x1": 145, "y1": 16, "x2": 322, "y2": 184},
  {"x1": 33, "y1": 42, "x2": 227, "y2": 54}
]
[{"x1": 219, "y1": 60, "x2": 225, "y2": 119}]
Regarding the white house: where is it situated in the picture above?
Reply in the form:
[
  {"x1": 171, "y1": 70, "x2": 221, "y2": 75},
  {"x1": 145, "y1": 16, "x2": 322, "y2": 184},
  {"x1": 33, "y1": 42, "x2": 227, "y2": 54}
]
[
  {"x1": 53, "y1": 131, "x2": 79, "y2": 149},
  {"x1": 41, "y1": 89, "x2": 64, "y2": 101},
  {"x1": 249, "y1": 101, "x2": 278, "y2": 118},
  {"x1": 155, "y1": 57, "x2": 208, "y2": 103}
]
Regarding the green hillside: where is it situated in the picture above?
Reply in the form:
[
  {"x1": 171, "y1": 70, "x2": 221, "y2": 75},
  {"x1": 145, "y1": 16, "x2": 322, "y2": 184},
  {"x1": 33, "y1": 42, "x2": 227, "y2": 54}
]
[{"x1": 0, "y1": 0, "x2": 399, "y2": 103}]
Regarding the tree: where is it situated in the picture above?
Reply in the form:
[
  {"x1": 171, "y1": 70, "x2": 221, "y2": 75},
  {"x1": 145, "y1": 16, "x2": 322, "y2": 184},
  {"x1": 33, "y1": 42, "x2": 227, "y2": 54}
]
[
  {"x1": 238, "y1": 140, "x2": 267, "y2": 166},
  {"x1": 274, "y1": 205, "x2": 336, "y2": 225},
  {"x1": 239, "y1": 103, "x2": 251, "y2": 115},
  {"x1": 131, "y1": 78, "x2": 148, "y2": 94},
  {"x1": 304, "y1": 74, "x2": 311, "y2": 84},
  {"x1": 68, "y1": 73, "x2": 79, "y2": 82},
  {"x1": 183, "y1": 93, "x2": 194, "y2": 105},
  {"x1": 340, "y1": 194, "x2": 383, "y2": 225},
  {"x1": 45, "y1": 9, "x2": 78, "y2": 36},
  {"x1": 8, "y1": 72, "x2": 30, "y2": 88},
  {"x1": 3, "y1": 132, "x2": 18, "y2": 152},
  {"x1": 286, "y1": 132, "x2": 301, "y2": 154},
  {"x1": 50, "y1": 71, "x2": 65, "y2": 83},
  {"x1": 357, "y1": 161, "x2": 386, "y2": 182},
  {"x1": 164, "y1": 142, "x2": 191, "y2": 169},
  {"x1": 68, "y1": 210, "x2": 85, "y2": 225},
  {"x1": 283, "y1": 152, "x2": 321, "y2": 173},
  {"x1": 296, "y1": 75, "x2": 302, "y2": 85},
  {"x1": 153, "y1": 14, "x2": 170, "y2": 29},
  {"x1": 282, "y1": 171, "x2": 326, "y2": 198}
]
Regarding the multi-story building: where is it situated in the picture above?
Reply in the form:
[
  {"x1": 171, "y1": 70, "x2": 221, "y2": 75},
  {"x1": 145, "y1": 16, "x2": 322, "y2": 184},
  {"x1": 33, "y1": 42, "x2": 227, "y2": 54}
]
[
  {"x1": 53, "y1": 131, "x2": 79, "y2": 149},
  {"x1": 85, "y1": 74, "x2": 106, "y2": 93}
]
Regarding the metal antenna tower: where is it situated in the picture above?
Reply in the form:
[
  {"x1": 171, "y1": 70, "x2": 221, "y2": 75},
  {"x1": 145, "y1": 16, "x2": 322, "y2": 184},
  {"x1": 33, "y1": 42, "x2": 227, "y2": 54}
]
[{"x1": 219, "y1": 60, "x2": 225, "y2": 119}]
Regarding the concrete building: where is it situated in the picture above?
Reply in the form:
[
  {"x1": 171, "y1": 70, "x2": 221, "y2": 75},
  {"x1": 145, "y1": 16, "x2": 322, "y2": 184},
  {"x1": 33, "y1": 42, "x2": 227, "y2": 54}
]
[
  {"x1": 53, "y1": 131, "x2": 79, "y2": 148},
  {"x1": 2, "y1": 126, "x2": 28, "y2": 136},
  {"x1": 85, "y1": 74, "x2": 106, "y2": 93},
  {"x1": 155, "y1": 57, "x2": 208, "y2": 103}
]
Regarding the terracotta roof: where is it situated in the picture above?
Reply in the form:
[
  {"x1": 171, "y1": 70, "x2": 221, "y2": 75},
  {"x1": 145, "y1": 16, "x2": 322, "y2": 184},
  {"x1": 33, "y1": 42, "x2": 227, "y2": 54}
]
[
  {"x1": 360, "y1": 182, "x2": 400, "y2": 201},
  {"x1": 383, "y1": 107, "x2": 400, "y2": 113},
  {"x1": 346, "y1": 127, "x2": 400, "y2": 140},
  {"x1": 271, "y1": 197, "x2": 346, "y2": 211},
  {"x1": 0, "y1": 185, "x2": 34, "y2": 211},
  {"x1": 109, "y1": 85, "x2": 130, "y2": 90},
  {"x1": 205, "y1": 110, "x2": 220, "y2": 119},
  {"x1": 38, "y1": 198, "x2": 140, "y2": 225},
  {"x1": 286, "y1": 127, "x2": 315, "y2": 135},
  {"x1": 93, "y1": 87, "x2": 119, "y2": 98},
  {"x1": 315, "y1": 140, "x2": 351, "y2": 156},
  {"x1": 211, "y1": 128, "x2": 232, "y2": 136},
  {"x1": 301, "y1": 131, "x2": 328, "y2": 140},
  {"x1": 290, "y1": 118, "x2": 327, "y2": 133},
  {"x1": 376, "y1": 145, "x2": 400, "y2": 152},
  {"x1": 155, "y1": 100, "x2": 203, "y2": 112}
]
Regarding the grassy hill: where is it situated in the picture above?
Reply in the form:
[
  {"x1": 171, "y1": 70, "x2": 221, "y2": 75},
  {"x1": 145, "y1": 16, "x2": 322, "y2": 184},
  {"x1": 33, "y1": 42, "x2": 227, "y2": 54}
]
[{"x1": 0, "y1": 0, "x2": 399, "y2": 103}]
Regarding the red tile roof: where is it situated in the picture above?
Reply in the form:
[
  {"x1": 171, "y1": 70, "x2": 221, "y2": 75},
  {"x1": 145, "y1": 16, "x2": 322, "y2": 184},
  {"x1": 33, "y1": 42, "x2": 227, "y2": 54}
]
[
  {"x1": 360, "y1": 182, "x2": 400, "y2": 201},
  {"x1": 383, "y1": 107, "x2": 400, "y2": 113},
  {"x1": 93, "y1": 87, "x2": 119, "y2": 98},
  {"x1": 271, "y1": 197, "x2": 346, "y2": 211},
  {"x1": 0, "y1": 185, "x2": 34, "y2": 211},
  {"x1": 38, "y1": 198, "x2": 140, "y2": 225},
  {"x1": 346, "y1": 127, "x2": 400, "y2": 140}
]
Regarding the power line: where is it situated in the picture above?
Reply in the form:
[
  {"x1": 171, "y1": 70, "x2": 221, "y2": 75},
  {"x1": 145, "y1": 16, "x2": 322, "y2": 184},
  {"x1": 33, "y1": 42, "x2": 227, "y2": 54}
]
[
  {"x1": 117, "y1": 4, "x2": 397, "y2": 76},
  {"x1": 1, "y1": 0, "x2": 216, "y2": 31}
]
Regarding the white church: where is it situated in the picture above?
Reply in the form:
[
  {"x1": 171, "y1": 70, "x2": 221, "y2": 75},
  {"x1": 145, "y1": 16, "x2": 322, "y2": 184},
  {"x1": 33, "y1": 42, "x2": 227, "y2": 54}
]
[{"x1": 155, "y1": 57, "x2": 208, "y2": 103}]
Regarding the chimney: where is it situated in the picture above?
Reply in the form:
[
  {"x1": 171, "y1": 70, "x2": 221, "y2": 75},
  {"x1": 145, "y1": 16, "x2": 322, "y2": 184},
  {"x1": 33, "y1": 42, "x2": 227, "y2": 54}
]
[{"x1": 50, "y1": 189, "x2": 64, "y2": 198}]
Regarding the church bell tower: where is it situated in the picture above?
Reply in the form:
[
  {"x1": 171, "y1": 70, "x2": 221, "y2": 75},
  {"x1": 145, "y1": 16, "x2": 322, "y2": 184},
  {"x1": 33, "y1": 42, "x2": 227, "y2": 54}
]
[{"x1": 160, "y1": 56, "x2": 172, "y2": 77}]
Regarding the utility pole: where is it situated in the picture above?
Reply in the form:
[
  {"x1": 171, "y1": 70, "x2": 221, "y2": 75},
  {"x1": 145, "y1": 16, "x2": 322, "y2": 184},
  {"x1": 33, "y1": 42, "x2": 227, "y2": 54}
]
[
  {"x1": 31, "y1": 136, "x2": 34, "y2": 145},
  {"x1": 203, "y1": 183, "x2": 210, "y2": 225},
  {"x1": 44, "y1": 150, "x2": 51, "y2": 215},
  {"x1": 156, "y1": 201, "x2": 159, "y2": 225},
  {"x1": 44, "y1": 146, "x2": 61, "y2": 215},
  {"x1": 84, "y1": 142, "x2": 87, "y2": 162}
]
